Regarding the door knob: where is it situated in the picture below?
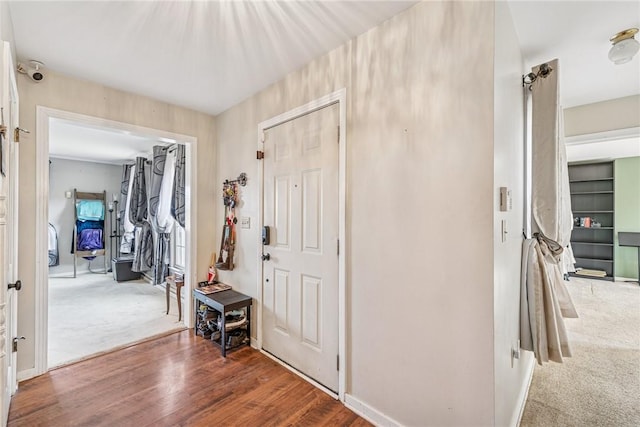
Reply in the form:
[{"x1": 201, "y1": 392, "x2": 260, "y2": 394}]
[
  {"x1": 8, "y1": 280, "x2": 21, "y2": 291},
  {"x1": 261, "y1": 253, "x2": 271, "y2": 261}
]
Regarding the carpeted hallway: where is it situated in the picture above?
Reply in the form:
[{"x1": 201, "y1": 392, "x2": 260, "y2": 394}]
[
  {"x1": 49, "y1": 272, "x2": 185, "y2": 368},
  {"x1": 520, "y1": 277, "x2": 640, "y2": 426}
]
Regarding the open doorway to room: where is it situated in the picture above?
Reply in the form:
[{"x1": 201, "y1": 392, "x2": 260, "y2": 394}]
[
  {"x1": 520, "y1": 130, "x2": 640, "y2": 426},
  {"x1": 564, "y1": 131, "x2": 640, "y2": 283},
  {"x1": 40, "y1": 110, "x2": 196, "y2": 369}
]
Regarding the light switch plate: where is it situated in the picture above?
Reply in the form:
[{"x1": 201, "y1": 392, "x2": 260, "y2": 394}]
[
  {"x1": 499, "y1": 187, "x2": 512, "y2": 211},
  {"x1": 240, "y1": 217, "x2": 251, "y2": 229}
]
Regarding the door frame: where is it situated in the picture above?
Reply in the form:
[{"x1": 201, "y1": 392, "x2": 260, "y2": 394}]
[
  {"x1": 1, "y1": 39, "x2": 20, "y2": 422},
  {"x1": 256, "y1": 88, "x2": 347, "y2": 401},
  {"x1": 31, "y1": 107, "x2": 198, "y2": 378},
  {"x1": 6, "y1": 42, "x2": 19, "y2": 397}
]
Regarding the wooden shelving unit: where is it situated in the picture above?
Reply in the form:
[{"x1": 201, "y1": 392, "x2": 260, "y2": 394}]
[{"x1": 569, "y1": 161, "x2": 615, "y2": 281}]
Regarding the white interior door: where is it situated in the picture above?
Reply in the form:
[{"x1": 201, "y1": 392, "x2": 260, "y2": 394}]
[
  {"x1": 262, "y1": 103, "x2": 339, "y2": 392},
  {"x1": 0, "y1": 40, "x2": 19, "y2": 425}
]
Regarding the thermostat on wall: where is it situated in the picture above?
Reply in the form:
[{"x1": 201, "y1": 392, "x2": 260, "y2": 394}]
[{"x1": 499, "y1": 187, "x2": 512, "y2": 212}]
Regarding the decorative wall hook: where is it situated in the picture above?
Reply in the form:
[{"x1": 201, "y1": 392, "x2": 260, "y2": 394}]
[{"x1": 224, "y1": 172, "x2": 247, "y2": 187}]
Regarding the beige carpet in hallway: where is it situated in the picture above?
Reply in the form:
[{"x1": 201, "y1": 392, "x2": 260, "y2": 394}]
[
  {"x1": 49, "y1": 272, "x2": 185, "y2": 368},
  {"x1": 520, "y1": 277, "x2": 640, "y2": 426}
]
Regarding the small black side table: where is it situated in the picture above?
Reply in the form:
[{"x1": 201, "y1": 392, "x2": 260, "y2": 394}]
[{"x1": 193, "y1": 289, "x2": 252, "y2": 357}]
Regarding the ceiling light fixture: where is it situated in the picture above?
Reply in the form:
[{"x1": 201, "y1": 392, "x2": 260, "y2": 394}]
[{"x1": 608, "y1": 28, "x2": 639, "y2": 65}]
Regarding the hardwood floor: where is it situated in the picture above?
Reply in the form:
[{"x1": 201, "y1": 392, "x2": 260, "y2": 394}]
[{"x1": 8, "y1": 330, "x2": 370, "y2": 427}]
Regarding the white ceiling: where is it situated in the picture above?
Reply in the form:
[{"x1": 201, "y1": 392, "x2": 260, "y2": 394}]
[
  {"x1": 49, "y1": 118, "x2": 163, "y2": 165},
  {"x1": 508, "y1": 0, "x2": 640, "y2": 108},
  {"x1": 8, "y1": 0, "x2": 416, "y2": 116},
  {"x1": 10, "y1": 0, "x2": 416, "y2": 164},
  {"x1": 8, "y1": 1, "x2": 640, "y2": 163}
]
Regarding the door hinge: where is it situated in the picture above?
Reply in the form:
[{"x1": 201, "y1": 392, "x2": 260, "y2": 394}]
[
  {"x1": 337, "y1": 239, "x2": 339, "y2": 256},
  {"x1": 337, "y1": 125, "x2": 340, "y2": 144},
  {"x1": 337, "y1": 354, "x2": 339, "y2": 371},
  {"x1": 12, "y1": 336, "x2": 25, "y2": 352},
  {"x1": 257, "y1": 150, "x2": 264, "y2": 160},
  {"x1": 0, "y1": 107, "x2": 5, "y2": 139}
]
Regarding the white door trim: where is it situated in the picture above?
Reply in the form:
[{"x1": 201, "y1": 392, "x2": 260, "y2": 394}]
[
  {"x1": 256, "y1": 88, "x2": 347, "y2": 401},
  {"x1": 32, "y1": 106, "x2": 198, "y2": 378},
  {"x1": 6, "y1": 41, "x2": 20, "y2": 396}
]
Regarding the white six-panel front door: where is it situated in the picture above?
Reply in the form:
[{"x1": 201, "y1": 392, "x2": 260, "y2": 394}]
[{"x1": 262, "y1": 103, "x2": 339, "y2": 392}]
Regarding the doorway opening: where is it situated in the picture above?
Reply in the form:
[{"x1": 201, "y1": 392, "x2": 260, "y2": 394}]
[{"x1": 33, "y1": 107, "x2": 197, "y2": 374}]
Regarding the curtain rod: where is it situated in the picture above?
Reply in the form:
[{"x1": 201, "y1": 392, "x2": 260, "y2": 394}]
[{"x1": 125, "y1": 144, "x2": 180, "y2": 166}]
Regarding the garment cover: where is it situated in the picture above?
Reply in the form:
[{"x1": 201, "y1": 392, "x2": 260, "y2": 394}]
[
  {"x1": 171, "y1": 144, "x2": 186, "y2": 228},
  {"x1": 128, "y1": 157, "x2": 148, "y2": 226},
  {"x1": 119, "y1": 164, "x2": 133, "y2": 226},
  {"x1": 48, "y1": 223, "x2": 59, "y2": 267},
  {"x1": 147, "y1": 146, "x2": 172, "y2": 284},
  {"x1": 157, "y1": 149, "x2": 176, "y2": 234},
  {"x1": 121, "y1": 164, "x2": 136, "y2": 254},
  {"x1": 132, "y1": 221, "x2": 154, "y2": 273}
]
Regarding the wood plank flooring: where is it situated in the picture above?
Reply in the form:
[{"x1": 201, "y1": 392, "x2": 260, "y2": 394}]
[{"x1": 9, "y1": 330, "x2": 370, "y2": 427}]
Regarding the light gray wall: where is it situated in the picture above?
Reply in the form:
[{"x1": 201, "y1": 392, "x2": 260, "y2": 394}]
[
  {"x1": 48, "y1": 158, "x2": 122, "y2": 276},
  {"x1": 216, "y1": 1, "x2": 499, "y2": 425},
  {"x1": 494, "y1": 2, "x2": 535, "y2": 426}
]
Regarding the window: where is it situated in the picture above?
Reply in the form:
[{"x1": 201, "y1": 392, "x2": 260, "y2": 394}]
[{"x1": 171, "y1": 224, "x2": 186, "y2": 271}]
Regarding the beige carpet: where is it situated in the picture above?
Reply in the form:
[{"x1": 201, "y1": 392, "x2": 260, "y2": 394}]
[
  {"x1": 48, "y1": 272, "x2": 185, "y2": 368},
  {"x1": 520, "y1": 277, "x2": 640, "y2": 426}
]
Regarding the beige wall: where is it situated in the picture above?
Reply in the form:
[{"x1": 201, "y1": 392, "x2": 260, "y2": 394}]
[
  {"x1": 13, "y1": 1, "x2": 534, "y2": 424},
  {"x1": 564, "y1": 95, "x2": 640, "y2": 136},
  {"x1": 215, "y1": 46, "x2": 350, "y2": 296},
  {"x1": 493, "y1": 2, "x2": 534, "y2": 426},
  {"x1": 17, "y1": 70, "x2": 217, "y2": 372},
  {"x1": 216, "y1": 2, "x2": 497, "y2": 425}
]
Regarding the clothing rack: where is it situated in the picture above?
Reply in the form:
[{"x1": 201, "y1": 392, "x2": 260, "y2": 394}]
[
  {"x1": 107, "y1": 200, "x2": 121, "y2": 267},
  {"x1": 73, "y1": 189, "x2": 108, "y2": 277}
]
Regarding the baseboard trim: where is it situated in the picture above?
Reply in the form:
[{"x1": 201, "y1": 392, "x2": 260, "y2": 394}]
[
  {"x1": 514, "y1": 353, "x2": 536, "y2": 427},
  {"x1": 344, "y1": 394, "x2": 401, "y2": 427},
  {"x1": 250, "y1": 337, "x2": 260, "y2": 349},
  {"x1": 17, "y1": 368, "x2": 37, "y2": 382}
]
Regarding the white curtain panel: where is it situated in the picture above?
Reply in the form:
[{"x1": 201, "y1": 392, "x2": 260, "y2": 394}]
[
  {"x1": 521, "y1": 59, "x2": 578, "y2": 365},
  {"x1": 532, "y1": 59, "x2": 572, "y2": 243}
]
